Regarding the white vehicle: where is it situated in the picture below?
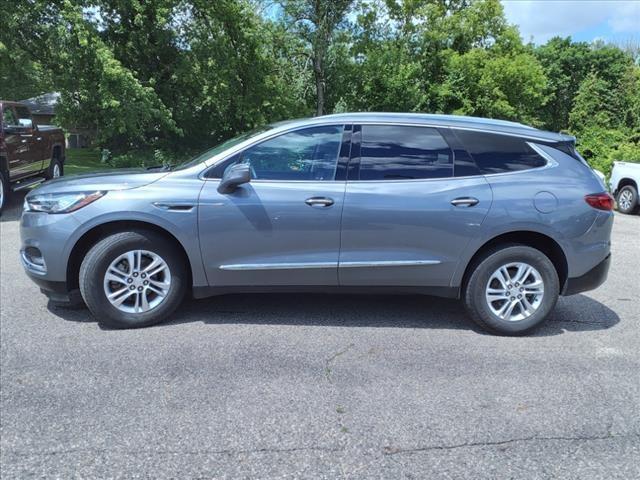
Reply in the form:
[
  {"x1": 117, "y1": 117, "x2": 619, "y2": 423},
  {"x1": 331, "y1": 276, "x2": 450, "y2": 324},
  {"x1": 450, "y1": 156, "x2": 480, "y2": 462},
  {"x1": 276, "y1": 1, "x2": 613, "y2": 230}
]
[{"x1": 609, "y1": 161, "x2": 640, "y2": 215}]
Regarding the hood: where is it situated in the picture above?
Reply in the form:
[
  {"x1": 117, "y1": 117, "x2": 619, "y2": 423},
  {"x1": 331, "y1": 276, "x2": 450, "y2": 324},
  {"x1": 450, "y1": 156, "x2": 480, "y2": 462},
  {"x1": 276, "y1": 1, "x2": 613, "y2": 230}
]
[{"x1": 31, "y1": 168, "x2": 170, "y2": 195}]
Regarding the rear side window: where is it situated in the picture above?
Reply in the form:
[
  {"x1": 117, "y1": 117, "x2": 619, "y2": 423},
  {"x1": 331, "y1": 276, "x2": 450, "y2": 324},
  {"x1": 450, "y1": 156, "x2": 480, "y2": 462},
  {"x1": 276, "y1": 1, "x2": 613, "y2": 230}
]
[
  {"x1": 359, "y1": 125, "x2": 453, "y2": 180},
  {"x1": 454, "y1": 130, "x2": 546, "y2": 174}
]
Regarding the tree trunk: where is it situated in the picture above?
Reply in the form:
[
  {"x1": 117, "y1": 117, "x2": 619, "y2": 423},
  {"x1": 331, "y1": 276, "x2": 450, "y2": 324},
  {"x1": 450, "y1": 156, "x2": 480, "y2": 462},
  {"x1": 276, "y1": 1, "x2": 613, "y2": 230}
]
[{"x1": 314, "y1": 55, "x2": 325, "y2": 116}]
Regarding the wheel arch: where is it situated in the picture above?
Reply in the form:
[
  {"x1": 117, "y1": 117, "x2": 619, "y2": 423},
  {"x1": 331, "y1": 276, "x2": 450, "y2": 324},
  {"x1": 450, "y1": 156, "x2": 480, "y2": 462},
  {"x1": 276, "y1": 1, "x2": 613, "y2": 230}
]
[
  {"x1": 460, "y1": 231, "x2": 569, "y2": 294},
  {"x1": 52, "y1": 144, "x2": 63, "y2": 159},
  {"x1": 618, "y1": 177, "x2": 638, "y2": 191},
  {"x1": 66, "y1": 220, "x2": 193, "y2": 292}
]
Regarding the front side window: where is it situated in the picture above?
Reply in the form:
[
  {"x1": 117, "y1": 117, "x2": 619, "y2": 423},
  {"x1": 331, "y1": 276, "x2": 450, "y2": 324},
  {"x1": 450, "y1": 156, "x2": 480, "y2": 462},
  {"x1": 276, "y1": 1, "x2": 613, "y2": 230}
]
[
  {"x1": 358, "y1": 125, "x2": 453, "y2": 180},
  {"x1": 454, "y1": 130, "x2": 546, "y2": 174},
  {"x1": 215, "y1": 125, "x2": 344, "y2": 181}
]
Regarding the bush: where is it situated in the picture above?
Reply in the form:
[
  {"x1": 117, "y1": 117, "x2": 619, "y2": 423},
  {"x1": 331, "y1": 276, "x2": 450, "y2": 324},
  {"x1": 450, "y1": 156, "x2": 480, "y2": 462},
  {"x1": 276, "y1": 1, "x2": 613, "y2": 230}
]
[
  {"x1": 99, "y1": 148, "x2": 190, "y2": 169},
  {"x1": 574, "y1": 127, "x2": 640, "y2": 176}
]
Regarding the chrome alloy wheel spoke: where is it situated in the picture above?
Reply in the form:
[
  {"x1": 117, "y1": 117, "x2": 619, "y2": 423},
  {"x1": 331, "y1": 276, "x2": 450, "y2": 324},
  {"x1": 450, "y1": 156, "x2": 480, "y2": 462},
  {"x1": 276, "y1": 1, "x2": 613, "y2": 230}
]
[
  {"x1": 103, "y1": 250, "x2": 171, "y2": 314},
  {"x1": 485, "y1": 261, "x2": 545, "y2": 322}
]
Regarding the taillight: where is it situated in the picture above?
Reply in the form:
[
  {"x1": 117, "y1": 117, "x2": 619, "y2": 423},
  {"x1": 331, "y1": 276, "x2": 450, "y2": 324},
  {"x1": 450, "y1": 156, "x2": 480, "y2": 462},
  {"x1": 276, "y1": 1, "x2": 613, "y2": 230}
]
[{"x1": 584, "y1": 192, "x2": 614, "y2": 211}]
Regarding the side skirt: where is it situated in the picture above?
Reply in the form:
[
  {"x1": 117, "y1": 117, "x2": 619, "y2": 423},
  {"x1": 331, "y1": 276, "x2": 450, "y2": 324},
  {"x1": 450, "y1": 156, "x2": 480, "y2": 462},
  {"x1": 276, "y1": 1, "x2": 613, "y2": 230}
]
[{"x1": 192, "y1": 285, "x2": 460, "y2": 300}]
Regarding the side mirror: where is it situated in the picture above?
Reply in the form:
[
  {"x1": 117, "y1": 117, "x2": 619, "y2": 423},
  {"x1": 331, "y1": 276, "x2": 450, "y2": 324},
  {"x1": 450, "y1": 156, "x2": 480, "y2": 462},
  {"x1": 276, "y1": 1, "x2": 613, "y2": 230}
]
[{"x1": 217, "y1": 163, "x2": 251, "y2": 194}]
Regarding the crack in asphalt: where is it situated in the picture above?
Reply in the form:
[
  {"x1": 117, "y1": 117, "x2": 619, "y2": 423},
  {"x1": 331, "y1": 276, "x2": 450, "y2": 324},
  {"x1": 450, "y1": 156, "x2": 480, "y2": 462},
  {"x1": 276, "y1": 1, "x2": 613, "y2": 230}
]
[
  {"x1": 324, "y1": 343, "x2": 355, "y2": 383},
  {"x1": 382, "y1": 432, "x2": 640, "y2": 455},
  {"x1": 7, "y1": 432, "x2": 638, "y2": 460}
]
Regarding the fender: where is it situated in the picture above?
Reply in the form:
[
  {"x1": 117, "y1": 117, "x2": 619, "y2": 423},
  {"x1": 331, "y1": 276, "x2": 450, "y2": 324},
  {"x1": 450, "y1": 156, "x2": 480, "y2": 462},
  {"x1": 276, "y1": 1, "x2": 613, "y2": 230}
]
[
  {"x1": 449, "y1": 221, "x2": 571, "y2": 289},
  {"x1": 64, "y1": 209, "x2": 209, "y2": 288}
]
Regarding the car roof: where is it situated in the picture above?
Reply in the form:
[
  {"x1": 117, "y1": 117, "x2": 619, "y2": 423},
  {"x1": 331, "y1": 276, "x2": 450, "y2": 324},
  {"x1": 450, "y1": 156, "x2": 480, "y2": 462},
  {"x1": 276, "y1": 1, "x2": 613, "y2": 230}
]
[{"x1": 275, "y1": 112, "x2": 575, "y2": 143}]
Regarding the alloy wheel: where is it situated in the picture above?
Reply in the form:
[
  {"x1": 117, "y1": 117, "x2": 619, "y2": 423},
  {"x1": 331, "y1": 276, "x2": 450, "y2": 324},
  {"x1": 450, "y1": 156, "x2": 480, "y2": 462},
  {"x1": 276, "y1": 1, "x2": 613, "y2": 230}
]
[
  {"x1": 103, "y1": 250, "x2": 171, "y2": 313},
  {"x1": 618, "y1": 189, "x2": 633, "y2": 211},
  {"x1": 485, "y1": 262, "x2": 545, "y2": 322}
]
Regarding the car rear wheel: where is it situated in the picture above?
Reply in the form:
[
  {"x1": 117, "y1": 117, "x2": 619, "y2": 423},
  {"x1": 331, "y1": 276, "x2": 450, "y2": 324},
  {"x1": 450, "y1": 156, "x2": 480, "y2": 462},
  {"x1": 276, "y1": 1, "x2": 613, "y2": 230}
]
[
  {"x1": 79, "y1": 230, "x2": 187, "y2": 328},
  {"x1": 616, "y1": 185, "x2": 638, "y2": 214},
  {"x1": 463, "y1": 245, "x2": 559, "y2": 335}
]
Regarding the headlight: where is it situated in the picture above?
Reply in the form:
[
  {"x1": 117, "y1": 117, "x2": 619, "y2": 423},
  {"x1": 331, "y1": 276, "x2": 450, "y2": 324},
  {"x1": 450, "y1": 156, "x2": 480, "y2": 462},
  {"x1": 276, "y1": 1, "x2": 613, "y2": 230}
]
[{"x1": 25, "y1": 191, "x2": 106, "y2": 214}]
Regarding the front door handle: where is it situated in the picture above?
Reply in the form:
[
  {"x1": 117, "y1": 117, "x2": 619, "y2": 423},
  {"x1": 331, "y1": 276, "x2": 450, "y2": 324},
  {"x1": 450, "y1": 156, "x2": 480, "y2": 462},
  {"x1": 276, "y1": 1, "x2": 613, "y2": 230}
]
[
  {"x1": 451, "y1": 197, "x2": 479, "y2": 207},
  {"x1": 305, "y1": 196, "x2": 334, "y2": 207}
]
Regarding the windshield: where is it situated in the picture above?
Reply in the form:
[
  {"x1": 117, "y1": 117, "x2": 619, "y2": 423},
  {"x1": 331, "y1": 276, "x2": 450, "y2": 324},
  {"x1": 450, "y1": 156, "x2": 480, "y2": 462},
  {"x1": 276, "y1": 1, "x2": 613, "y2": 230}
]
[{"x1": 173, "y1": 125, "x2": 273, "y2": 170}]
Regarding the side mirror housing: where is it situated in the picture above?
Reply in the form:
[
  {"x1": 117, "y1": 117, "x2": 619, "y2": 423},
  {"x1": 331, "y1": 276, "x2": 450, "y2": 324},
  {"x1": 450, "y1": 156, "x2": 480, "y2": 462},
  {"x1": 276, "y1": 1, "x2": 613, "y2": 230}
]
[{"x1": 217, "y1": 163, "x2": 251, "y2": 194}]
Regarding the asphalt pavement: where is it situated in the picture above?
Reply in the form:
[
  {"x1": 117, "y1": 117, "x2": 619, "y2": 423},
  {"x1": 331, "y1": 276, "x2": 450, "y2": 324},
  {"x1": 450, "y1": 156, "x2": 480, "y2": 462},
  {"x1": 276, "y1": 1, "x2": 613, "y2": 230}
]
[{"x1": 1, "y1": 191, "x2": 639, "y2": 479}]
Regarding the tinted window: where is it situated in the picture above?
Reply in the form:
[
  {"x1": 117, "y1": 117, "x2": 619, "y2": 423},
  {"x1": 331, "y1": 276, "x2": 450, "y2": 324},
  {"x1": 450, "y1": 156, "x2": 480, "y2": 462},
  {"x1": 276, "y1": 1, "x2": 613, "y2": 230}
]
[
  {"x1": 214, "y1": 125, "x2": 343, "y2": 181},
  {"x1": 359, "y1": 125, "x2": 453, "y2": 180},
  {"x1": 455, "y1": 130, "x2": 546, "y2": 174}
]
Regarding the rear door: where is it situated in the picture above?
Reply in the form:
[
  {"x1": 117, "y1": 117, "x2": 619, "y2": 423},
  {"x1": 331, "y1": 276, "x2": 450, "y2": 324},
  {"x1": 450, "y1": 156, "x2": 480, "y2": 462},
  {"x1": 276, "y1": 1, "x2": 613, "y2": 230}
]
[
  {"x1": 338, "y1": 124, "x2": 492, "y2": 288},
  {"x1": 198, "y1": 124, "x2": 351, "y2": 287}
]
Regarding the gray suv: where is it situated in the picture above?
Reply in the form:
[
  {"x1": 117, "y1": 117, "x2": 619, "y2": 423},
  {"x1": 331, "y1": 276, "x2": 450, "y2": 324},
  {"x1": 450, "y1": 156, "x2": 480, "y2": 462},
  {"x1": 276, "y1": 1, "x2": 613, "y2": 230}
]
[{"x1": 20, "y1": 113, "x2": 613, "y2": 335}]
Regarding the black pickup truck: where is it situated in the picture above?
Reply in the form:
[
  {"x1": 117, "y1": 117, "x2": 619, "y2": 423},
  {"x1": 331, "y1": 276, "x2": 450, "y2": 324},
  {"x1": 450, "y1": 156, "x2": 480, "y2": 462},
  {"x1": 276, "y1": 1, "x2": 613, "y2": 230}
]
[{"x1": 0, "y1": 100, "x2": 66, "y2": 214}]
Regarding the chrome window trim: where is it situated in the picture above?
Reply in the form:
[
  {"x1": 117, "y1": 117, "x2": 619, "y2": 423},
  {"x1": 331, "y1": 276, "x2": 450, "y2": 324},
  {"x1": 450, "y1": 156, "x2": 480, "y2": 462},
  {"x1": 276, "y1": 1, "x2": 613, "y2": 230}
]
[
  {"x1": 197, "y1": 121, "x2": 560, "y2": 183},
  {"x1": 467, "y1": 141, "x2": 557, "y2": 180}
]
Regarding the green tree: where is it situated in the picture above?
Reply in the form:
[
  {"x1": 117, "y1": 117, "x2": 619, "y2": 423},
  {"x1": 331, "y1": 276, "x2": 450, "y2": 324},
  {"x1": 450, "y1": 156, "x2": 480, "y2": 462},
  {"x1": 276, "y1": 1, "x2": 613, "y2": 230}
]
[
  {"x1": 0, "y1": 42, "x2": 52, "y2": 100},
  {"x1": 277, "y1": 0, "x2": 355, "y2": 115},
  {"x1": 534, "y1": 37, "x2": 633, "y2": 132}
]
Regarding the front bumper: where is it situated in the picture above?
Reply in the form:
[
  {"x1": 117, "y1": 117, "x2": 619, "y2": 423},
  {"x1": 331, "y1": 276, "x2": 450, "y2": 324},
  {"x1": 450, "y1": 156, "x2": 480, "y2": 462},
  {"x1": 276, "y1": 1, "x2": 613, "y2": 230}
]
[
  {"x1": 563, "y1": 253, "x2": 611, "y2": 296},
  {"x1": 20, "y1": 209, "x2": 81, "y2": 299}
]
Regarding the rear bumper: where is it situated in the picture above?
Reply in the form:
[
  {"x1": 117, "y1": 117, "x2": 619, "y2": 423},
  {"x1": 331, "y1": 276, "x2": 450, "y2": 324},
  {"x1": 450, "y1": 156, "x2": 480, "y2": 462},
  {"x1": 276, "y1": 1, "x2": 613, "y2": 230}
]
[{"x1": 563, "y1": 253, "x2": 611, "y2": 296}]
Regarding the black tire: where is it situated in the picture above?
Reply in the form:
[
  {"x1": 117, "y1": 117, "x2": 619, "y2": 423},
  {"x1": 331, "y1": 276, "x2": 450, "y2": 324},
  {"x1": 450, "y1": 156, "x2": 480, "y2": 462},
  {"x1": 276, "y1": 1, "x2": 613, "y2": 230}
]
[
  {"x1": 463, "y1": 244, "x2": 560, "y2": 336},
  {"x1": 616, "y1": 185, "x2": 638, "y2": 215},
  {"x1": 45, "y1": 154, "x2": 63, "y2": 180},
  {"x1": 0, "y1": 170, "x2": 8, "y2": 215},
  {"x1": 79, "y1": 230, "x2": 187, "y2": 328}
]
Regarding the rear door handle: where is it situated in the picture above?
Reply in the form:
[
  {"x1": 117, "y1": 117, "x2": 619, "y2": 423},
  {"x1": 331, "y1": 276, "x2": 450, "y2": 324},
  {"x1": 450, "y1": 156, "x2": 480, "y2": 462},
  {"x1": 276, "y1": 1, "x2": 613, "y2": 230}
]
[
  {"x1": 451, "y1": 197, "x2": 479, "y2": 207},
  {"x1": 305, "y1": 197, "x2": 334, "y2": 207}
]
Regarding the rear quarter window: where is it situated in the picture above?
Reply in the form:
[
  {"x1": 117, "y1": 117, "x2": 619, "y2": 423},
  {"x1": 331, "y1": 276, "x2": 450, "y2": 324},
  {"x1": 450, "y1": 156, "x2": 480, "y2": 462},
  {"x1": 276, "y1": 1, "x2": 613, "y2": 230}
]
[{"x1": 454, "y1": 130, "x2": 546, "y2": 174}]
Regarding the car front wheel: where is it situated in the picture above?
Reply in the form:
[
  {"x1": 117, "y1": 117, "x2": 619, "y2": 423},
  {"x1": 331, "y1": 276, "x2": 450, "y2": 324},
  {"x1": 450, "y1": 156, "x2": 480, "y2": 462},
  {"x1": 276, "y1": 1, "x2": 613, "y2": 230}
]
[
  {"x1": 79, "y1": 230, "x2": 187, "y2": 328},
  {"x1": 463, "y1": 245, "x2": 560, "y2": 335}
]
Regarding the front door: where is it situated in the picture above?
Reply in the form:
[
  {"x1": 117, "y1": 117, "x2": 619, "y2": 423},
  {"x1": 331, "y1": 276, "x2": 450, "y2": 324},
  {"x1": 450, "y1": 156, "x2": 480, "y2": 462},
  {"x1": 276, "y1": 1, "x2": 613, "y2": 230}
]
[
  {"x1": 339, "y1": 124, "x2": 492, "y2": 287},
  {"x1": 14, "y1": 105, "x2": 45, "y2": 174},
  {"x1": 198, "y1": 124, "x2": 349, "y2": 287},
  {"x1": 2, "y1": 105, "x2": 32, "y2": 180}
]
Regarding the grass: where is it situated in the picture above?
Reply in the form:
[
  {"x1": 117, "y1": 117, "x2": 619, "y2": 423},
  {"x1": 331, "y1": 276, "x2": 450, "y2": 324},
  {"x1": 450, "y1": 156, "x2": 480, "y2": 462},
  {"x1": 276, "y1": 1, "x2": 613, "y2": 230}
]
[{"x1": 64, "y1": 148, "x2": 109, "y2": 175}]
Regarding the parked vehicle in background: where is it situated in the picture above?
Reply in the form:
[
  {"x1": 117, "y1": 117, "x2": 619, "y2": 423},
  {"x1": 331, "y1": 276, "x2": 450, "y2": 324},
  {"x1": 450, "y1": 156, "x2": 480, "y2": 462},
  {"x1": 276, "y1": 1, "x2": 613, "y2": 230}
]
[
  {"x1": 609, "y1": 161, "x2": 640, "y2": 215},
  {"x1": 0, "y1": 100, "x2": 65, "y2": 214},
  {"x1": 20, "y1": 113, "x2": 613, "y2": 335}
]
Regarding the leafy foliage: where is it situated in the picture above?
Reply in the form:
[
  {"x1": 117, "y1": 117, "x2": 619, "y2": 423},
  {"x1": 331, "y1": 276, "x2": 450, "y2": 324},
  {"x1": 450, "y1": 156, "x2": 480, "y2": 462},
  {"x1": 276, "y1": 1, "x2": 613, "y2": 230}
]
[{"x1": 1, "y1": 0, "x2": 638, "y2": 174}]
